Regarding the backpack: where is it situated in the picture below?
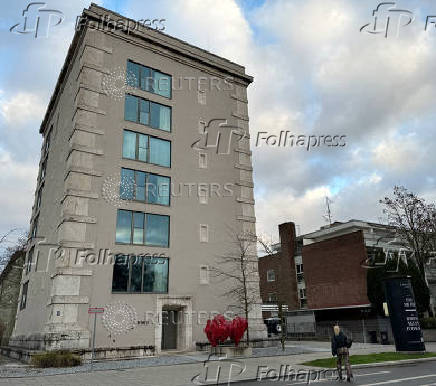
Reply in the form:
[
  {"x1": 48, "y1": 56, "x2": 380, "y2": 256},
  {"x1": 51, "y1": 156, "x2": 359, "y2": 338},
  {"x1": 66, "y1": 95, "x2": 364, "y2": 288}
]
[{"x1": 346, "y1": 336, "x2": 353, "y2": 348}]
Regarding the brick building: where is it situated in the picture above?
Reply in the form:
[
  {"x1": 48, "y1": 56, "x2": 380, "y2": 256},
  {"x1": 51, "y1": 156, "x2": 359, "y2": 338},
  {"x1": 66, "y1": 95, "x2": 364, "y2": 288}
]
[{"x1": 258, "y1": 220, "x2": 398, "y2": 342}]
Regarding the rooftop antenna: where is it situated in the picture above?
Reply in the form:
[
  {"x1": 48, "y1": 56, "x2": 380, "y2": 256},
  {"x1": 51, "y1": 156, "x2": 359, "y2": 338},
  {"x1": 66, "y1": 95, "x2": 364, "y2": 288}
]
[{"x1": 323, "y1": 196, "x2": 333, "y2": 225}]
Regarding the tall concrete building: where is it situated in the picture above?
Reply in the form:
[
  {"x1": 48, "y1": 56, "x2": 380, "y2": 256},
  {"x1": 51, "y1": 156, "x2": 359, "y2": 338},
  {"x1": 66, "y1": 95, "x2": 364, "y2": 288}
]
[{"x1": 11, "y1": 4, "x2": 265, "y2": 355}]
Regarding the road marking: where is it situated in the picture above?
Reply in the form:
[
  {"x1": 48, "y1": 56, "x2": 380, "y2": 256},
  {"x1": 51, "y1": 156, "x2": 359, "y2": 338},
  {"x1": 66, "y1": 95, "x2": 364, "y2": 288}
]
[
  {"x1": 361, "y1": 374, "x2": 436, "y2": 385},
  {"x1": 287, "y1": 370, "x2": 390, "y2": 385}
]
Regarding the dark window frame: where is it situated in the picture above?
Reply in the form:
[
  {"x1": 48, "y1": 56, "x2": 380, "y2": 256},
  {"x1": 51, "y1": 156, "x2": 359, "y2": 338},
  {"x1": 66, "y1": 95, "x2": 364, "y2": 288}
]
[
  {"x1": 125, "y1": 94, "x2": 172, "y2": 132},
  {"x1": 20, "y1": 281, "x2": 29, "y2": 310},
  {"x1": 116, "y1": 209, "x2": 170, "y2": 248},
  {"x1": 122, "y1": 129, "x2": 171, "y2": 168},
  {"x1": 121, "y1": 167, "x2": 171, "y2": 207},
  {"x1": 127, "y1": 60, "x2": 172, "y2": 99},
  {"x1": 112, "y1": 254, "x2": 169, "y2": 294}
]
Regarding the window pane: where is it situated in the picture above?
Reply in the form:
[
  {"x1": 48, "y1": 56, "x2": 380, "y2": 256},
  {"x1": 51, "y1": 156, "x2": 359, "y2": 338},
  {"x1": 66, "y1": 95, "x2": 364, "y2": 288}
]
[
  {"x1": 112, "y1": 255, "x2": 129, "y2": 292},
  {"x1": 146, "y1": 214, "x2": 169, "y2": 247},
  {"x1": 130, "y1": 256, "x2": 142, "y2": 292},
  {"x1": 154, "y1": 71, "x2": 171, "y2": 98},
  {"x1": 116, "y1": 210, "x2": 132, "y2": 243},
  {"x1": 133, "y1": 212, "x2": 144, "y2": 244},
  {"x1": 126, "y1": 61, "x2": 139, "y2": 88},
  {"x1": 151, "y1": 103, "x2": 171, "y2": 131},
  {"x1": 139, "y1": 99, "x2": 150, "y2": 125},
  {"x1": 123, "y1": 131, "x2": 136, "y2": 159},
  {"x1": 138, "y1": 134, "x2": 148, "y2": 162},
  {"x1": 125, "y1": 95, "x2": 138, "y2": 122},
  {"x1": 135, "y1": 171, "x2": 146, "y2": 201},
  {"x1": 148, "y1": 174, "x2": 170, "y2": 206},
  {"x1": 149, "y1": 137, "x2": 170, "y2": 167},
  {"x1": 141, "y1": 66, "x2": 152, "y2": 91},
  {"x1": 120, "y1": 168, "x2": 135, "y2": 200},
  {"x1": 143, "y1": 258, "x2": 168, "y2": 292},
  {"x1": 159, "y1": 105, "x2": 171, "y2": 131},
  {"x1": 20, "y1": 282, "x2": 28, "y2": 310}
]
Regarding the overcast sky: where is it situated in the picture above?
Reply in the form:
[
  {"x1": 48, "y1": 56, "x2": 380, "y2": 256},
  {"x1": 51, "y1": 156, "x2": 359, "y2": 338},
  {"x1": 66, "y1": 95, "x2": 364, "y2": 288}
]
[{"x1": 0, "y1": 0, "x2": 435, "y2": 250}]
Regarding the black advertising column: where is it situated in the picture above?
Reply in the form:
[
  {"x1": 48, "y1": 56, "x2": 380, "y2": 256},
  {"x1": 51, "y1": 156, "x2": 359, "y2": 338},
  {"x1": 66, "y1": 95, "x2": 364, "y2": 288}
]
[{"x1": 384, "y1": 276, "x2": 425, "y2": 351}]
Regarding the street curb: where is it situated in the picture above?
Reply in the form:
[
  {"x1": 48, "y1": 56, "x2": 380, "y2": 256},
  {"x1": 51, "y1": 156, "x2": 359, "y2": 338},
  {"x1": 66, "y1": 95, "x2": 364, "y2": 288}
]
[{"x1": 302, "y1": 355, "x2": 436, "y2": 370}]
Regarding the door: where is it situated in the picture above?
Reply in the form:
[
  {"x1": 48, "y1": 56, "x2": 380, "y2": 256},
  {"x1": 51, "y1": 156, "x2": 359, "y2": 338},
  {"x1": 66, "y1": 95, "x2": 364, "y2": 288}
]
[{"x1": 161, "y1": 310, "x2": 178, "y2": 350}]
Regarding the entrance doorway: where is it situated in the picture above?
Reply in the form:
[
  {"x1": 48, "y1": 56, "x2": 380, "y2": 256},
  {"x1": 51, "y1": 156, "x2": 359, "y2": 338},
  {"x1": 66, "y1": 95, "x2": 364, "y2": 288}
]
[{"x1": 161, "y1": 309, "x2": 178, "y2": 350}]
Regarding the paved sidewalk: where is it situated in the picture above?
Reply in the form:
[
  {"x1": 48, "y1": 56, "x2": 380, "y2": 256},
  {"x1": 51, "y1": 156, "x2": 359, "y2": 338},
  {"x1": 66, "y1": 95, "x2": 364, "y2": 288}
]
[{"x1": 1, "y1": 341, "x2": 435, "y2": 385}]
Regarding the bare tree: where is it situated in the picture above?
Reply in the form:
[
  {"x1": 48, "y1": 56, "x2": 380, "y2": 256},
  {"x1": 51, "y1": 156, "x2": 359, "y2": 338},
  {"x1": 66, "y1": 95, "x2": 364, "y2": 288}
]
[
  {"x1": 210, "y1": 230, "x2": 271, "y2": 345},
  {"x1": 380, "y1": 186, "x2": 436, "y2": 278},
  {"x1": 0, "y1": 229, "x2": 26, "y2": 274}
]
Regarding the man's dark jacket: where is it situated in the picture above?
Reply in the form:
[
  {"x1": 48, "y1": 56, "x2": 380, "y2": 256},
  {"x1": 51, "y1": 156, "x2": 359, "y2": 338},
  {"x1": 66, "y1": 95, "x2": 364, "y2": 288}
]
[{"x1": 331, "y1": 331, "x2": 347, "y2": 356}]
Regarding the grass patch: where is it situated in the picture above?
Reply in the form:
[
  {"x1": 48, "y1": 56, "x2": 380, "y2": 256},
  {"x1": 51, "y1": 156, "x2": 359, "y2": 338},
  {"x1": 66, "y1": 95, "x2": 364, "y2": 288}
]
[
  {"x1": 302, "y1": 352, "x2": 436, "y2": 368},
  {"x1": 31, "y1": 350, "x2": 82, "y2": 368}
]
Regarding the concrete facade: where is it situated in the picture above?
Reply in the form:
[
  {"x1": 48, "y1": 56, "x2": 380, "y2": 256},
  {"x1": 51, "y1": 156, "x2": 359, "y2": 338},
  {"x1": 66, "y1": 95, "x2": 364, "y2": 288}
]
[{"x1": 11, "y1": 4, "x2": 266, "y2": 354}]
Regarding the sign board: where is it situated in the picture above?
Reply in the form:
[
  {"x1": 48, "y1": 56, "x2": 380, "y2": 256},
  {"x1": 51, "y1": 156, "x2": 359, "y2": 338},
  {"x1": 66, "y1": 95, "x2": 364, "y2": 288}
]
[
  {"x1": 88, "y1": 307, "x2": 104, "y2": 314},
  {"x1": 384, "y1": 276, "x2": 425, "y2": 351}
]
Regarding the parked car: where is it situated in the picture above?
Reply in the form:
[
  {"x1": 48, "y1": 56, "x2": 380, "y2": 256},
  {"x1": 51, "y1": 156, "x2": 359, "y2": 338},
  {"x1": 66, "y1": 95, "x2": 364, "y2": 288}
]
[{"x1": 264, "y1": 318, "x2": 282, "y2": 336}]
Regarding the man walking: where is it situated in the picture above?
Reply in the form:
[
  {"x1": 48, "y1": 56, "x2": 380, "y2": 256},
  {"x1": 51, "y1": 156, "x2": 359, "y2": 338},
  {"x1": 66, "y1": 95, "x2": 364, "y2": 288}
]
[{"x1": 331, "y1": 324, "x2": 353, "y2": 382}]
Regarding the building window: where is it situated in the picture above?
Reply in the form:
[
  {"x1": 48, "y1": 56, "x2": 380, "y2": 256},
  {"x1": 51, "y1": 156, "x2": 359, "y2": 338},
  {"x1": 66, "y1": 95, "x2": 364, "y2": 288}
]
[
  {"x1": 200, "y1": 265, "x2": 209, "y2": 284},
  {"x1": 267, "y1": 269, "x2": 275, "y2": 282},
  {"x1": 124, "y1": 94, "x2": 171, "y2": 132},
  {"x1": 296, "y1": 263, "x2": 304, "y2": 283},
  {"x1": 31, "y1": 215, "x2": 39, "y2": 238},
  {"x1": 198, "y1": 185, "x2": 208, "y2": 204},
  {"x1": 116, "y1": 210, "x2": 170, "y2": 247},
  {"x1": 44, "y1": 129, "x2": 51, "y2": 156},
  {"x1": 199, "y1": 152, "x2": 207, "y2": 169},
  {"x1": 198, "y1": 90, "x2": 206, "y2": 105},
  {"x1": 268, "y1": 293, "x2": 277, "y2": 302},
  {"x1": 296, "y1": 263, "x2": 303, "y2": 274},
  {"x1": 200, "y1": 224, "x2": 208, "y2": 243},
  {"x1": 299, "y1": 288, "x2": 306, "y2": 299},
  {"x1": 40, "y1": 159, "x2": 47, "y2": 180},
  {"x1": 127, "y1": 60, "x2": 171, "y2": 98},
  {"x1": 112, "y1": 255, "x2": 169, "y2": 293},
  {"x1": 123, "y1": 130, "x2": 171, "y2": 168},
  {"x1": 121, "y1": 168, "x2": 170, "y2": 206},
  {"x1": 26, "y1": 248, "x2": 34, "y2": 274},
  {"x1": 20, "y1": 281, "x2": 28, "y2": 310},
  {"x1": 35, "y1": 184, "x2": 43, "y2": 211}
]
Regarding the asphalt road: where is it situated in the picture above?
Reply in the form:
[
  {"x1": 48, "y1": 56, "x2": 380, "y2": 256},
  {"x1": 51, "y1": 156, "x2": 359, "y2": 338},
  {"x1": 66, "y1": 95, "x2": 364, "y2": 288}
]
[{"x1": 238, "y1": 361, "x2": 436, "y2": 385}]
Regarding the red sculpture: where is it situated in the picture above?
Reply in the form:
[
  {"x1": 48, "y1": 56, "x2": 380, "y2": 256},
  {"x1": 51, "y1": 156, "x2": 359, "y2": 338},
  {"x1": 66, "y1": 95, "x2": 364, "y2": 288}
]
[
  {"x1": 204, "y1": 315, "x2": 248, "y2": 347},
  {"x1": 229, "y1": 317, "x2": 248, "y2": 346}
]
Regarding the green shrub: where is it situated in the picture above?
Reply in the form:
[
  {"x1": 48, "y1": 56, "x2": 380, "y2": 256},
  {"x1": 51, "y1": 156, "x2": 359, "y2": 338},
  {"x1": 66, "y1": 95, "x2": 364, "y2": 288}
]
[
  {"x1": 420, "y1": 317, "x2": 436, "y2": 329},
  {"x1": 31, "y1": 350, "x2": 82, "y2": 368}
]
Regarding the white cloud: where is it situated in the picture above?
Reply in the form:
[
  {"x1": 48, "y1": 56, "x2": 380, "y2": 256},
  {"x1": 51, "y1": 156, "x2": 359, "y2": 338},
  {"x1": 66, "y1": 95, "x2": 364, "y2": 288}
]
[
  {"x1": 1, "y1": 0, "x2": 435, "y2": 242},
  {"x1": 1, "y1": 92, "x2": 46, "y2": 126}
]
